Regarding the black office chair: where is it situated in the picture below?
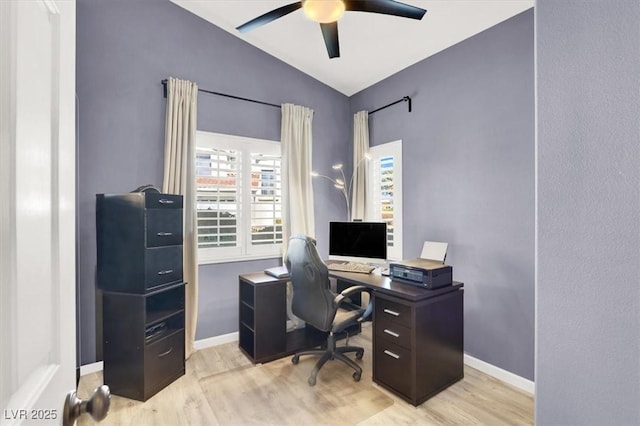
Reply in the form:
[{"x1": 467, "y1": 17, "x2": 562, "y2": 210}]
[{"x1": 285, "y1": 234, "x2": 372, "y2": 386}]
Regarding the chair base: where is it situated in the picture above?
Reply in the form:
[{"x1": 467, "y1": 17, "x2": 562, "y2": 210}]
[{"x1": 291, "y1": 333, "x2": 364, "y2": 386}]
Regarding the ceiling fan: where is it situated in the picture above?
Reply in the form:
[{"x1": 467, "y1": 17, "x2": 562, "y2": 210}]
[{"x1": 236, "y1": 0, "x2": 427, "y2": 59}]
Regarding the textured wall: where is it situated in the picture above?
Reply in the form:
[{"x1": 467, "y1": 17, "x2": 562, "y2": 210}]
[
  {"x1": 536, "y1": 0, "x2": 640, "y2": 423},
  {"x1": 76, "y1": 0, "x2": 350, "y2": 364},
  {"x1": 350, "y1": 10, "x2": 535, "y2": 380}
]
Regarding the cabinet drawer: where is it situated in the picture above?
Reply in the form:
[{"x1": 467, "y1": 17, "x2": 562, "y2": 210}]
[
  {"x1": 144, "y1": 330, "x2": 185, "y2": 393},
  {"x1": 145, "y1": 193, "x2": 183, "y2": 209},
  {"x1": 374, "y1": 340, "x2": 412, "y2": 398},
  {"x1": 146, "y1": 209, "x2": 183, "y2": 247},
  {"x1": 375, "y1": 315, "x2": 412, "y2": 350},
  {"x1": 375, "y1": 296, "x2": 411, "y2": 327},
  {"x1": 145, "y1": 246, "x2": 183, "y2": 290}
]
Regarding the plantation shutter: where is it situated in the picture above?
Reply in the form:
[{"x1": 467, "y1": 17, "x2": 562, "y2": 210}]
[
  {"x1": 369, "y1": 140, "x2": 403, "y2": 260},
  {"x1": 250, "y1": 153, "x2": 283, "y2": 246},
  {"x1": 195, "y1": 147, "x2": 241, "y2": 249}
]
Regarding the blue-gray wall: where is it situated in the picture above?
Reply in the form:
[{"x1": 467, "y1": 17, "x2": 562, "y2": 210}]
[
  {"x1": 76, "y1": 0, "x2": 350, "y2": 364},
  {"x1": 536, "y1": 0, "x2": 640, "y2": 424},
  {"x1": 350, "y1": 10, "x2": 535, "y2": 380}
]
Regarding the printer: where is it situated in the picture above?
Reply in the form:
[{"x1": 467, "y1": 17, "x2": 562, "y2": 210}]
[{"x1": 389, "y1": 241, "x2": 453, "y2": 290}]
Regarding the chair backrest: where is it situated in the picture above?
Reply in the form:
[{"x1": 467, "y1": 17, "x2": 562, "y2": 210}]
[{"x1": 285, "y1": 234, "x2": 336, "y2": 332}]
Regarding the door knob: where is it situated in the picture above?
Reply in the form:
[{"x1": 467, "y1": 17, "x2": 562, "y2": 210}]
[{"x1": 62, "y1": 385, "x2": 110, "y2": 426}]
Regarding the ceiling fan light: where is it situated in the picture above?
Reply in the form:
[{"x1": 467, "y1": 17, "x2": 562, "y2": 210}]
[{"x1": 303, "y1": 0, "x2": 345, "y2": 24}]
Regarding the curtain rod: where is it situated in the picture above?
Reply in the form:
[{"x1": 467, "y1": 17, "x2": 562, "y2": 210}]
[
  {"x1": 161, "y1": 80, "x2": 409, "y2": 114},
  {"x1": 161, "y1": 79, "x2": 281, "y2": 109},
  {"x1": 369, "y1": 96, "x2": 412, "y2": 115}
]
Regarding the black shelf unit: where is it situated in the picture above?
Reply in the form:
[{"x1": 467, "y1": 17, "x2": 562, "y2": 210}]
[
  {"x1": 238, "y1": 272, "x2": 326, "y2": 364},
  {"x1": 97, "y1": 192, "x2": 186, "y2": 401}
]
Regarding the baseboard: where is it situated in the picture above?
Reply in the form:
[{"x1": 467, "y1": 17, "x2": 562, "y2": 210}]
[
  {"x1": 79, "y1": 361, "x2": 103, "y2": 376},
  {"x1": 464, "y1": 354, "x2": 535, "y2": 395},
  {"x1": 193, "y1": 331, "x2": 239, "y2": 351},
  {"x1": 79, "y1": 335, "x2": 534, "y2": 396}
]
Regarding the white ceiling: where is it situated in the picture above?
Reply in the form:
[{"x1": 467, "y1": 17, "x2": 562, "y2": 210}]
[{"x1": 171, "y1": 0, "x2": 533, "y2": 96}]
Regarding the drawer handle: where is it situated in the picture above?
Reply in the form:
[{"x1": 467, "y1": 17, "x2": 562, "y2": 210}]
[
  {"x1": 383, "y1": 329, "x2": 400, "y2": 338},
  {"x1": 157, "y1": 270, "x2": 174, "y2": 275},
  {"x1": 383, "y1": 308, "x2": 400, "y2": 317},
  {"x1": 158, "y1": 199, "x2": 174, "y2": 205},
  {"x1": 158, "y1": 347, "x2": 173, "y2": 358},
  {"x1": 383, "y1": 350, "x2": 400, "y2": 360},
  {"x1": 156, "y1": 232, "x2": 173, "y2": 236}
]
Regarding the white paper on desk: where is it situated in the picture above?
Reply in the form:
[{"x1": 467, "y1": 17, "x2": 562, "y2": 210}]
[{"x1": 420, "y1": 241, "x2": 448, "y2": 263}]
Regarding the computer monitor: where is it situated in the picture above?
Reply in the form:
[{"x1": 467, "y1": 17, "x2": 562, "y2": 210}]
[{"x1": 329, "y1": 221, "x2": 387, "y2": 265}]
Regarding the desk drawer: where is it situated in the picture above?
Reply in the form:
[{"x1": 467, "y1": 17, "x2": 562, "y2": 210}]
[
  {"x1": 375, "y1": 296, "x2": 411, "y2": 328},
  {"x1": 374, "y1": 340, "x2": 412, "y2": 398},
  {"x1": 375, "y1": 315, "x2": 412, "y2": 350}
]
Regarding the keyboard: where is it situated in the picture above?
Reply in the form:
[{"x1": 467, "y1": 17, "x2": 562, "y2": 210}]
[{"x1": 327, "y1": 262, "x2": 375, "y2": 274}]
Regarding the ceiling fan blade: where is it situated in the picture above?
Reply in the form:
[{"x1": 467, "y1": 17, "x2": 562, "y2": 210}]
[
  {"x1": 344, "y1": 0, "x2": 426, "y2": 20},
  {"x1": 236, "y1": 1, "x2": 303, "y2": 33},
  {"x1": 320, "y1": 22, "x2": 340, "y2": 59}
]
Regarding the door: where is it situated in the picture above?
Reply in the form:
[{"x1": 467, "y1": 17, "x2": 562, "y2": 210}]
[{"x1": 1, "y1": 0, "x2": 77, "y2": 424}]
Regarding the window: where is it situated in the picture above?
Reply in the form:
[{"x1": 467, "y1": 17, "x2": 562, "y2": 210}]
[
  {"x1": 196, "y1": 131, "x2": 282, "y2": 264},
  {"x1": 368, "y1": 140, "x2": 403, "y2": 260}
]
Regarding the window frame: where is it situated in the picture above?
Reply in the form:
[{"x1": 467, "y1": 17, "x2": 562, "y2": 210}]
[
  {"x1": 367, "y1": 140, "x2": 403, "y2": 261},
  {"x1": 196, "y1": 131, "x2": 282, "y2": 265}
]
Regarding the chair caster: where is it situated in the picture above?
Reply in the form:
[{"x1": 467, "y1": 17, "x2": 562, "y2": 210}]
[
  {"x1": 308, "y1": 375, "x2": 316, "y2": 386},
  {"x1": 353, "y1": 371, "x2": 361, "y2": 382},
  {"x1": 292, "y1": 355, "x2": 299, "y2": 365},
  {"x1": 356, "y1": 350, "x2": 364, "y2": 360}
]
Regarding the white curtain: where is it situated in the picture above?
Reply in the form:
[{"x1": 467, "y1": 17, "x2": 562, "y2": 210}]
[
  {"x1": 281, "y1": 103, "x2": 315, "y2": 330},
  {"x1": 352, "y1": 110, "x2": 369, "y2": 221},
  {"x1": 281, "y1": 103, "x2": 315, "y2": 242},
  {"x1": 162, "y1": 77, "x2": 198, "y2": 359}
]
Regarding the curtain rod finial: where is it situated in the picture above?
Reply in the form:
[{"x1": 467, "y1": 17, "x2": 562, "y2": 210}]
[{"x1": 161, "y1": 79, "x2": 168, "y2": 98}]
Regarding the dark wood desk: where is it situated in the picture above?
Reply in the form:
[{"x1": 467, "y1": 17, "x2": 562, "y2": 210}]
[
  {"x1": 238, "y1": 270, "x2": 464, "y2": 406},
  {"x1": 329, "y1": 270, "x2": 464, "y2": 406},
  {"x1": 329, "y1": 269, "x2": 463, "y2": 301}
]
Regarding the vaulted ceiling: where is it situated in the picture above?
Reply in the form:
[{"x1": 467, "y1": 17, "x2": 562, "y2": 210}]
[{"x1": 171, "y1": 0, "x2": 533, "y2": 96}]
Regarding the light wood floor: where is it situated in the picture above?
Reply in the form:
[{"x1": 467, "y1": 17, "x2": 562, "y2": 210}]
[{"x1": 78, "y1": 324, "x2": 533, "y2": 425}]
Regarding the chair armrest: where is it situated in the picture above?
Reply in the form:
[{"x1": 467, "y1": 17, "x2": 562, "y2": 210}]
[
  {"x1": 333, "y1": 285, "x2": 374, "y2": 321},
  {"x1": 333, "y1": 285, "x2": 369, "y2": 309}
]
